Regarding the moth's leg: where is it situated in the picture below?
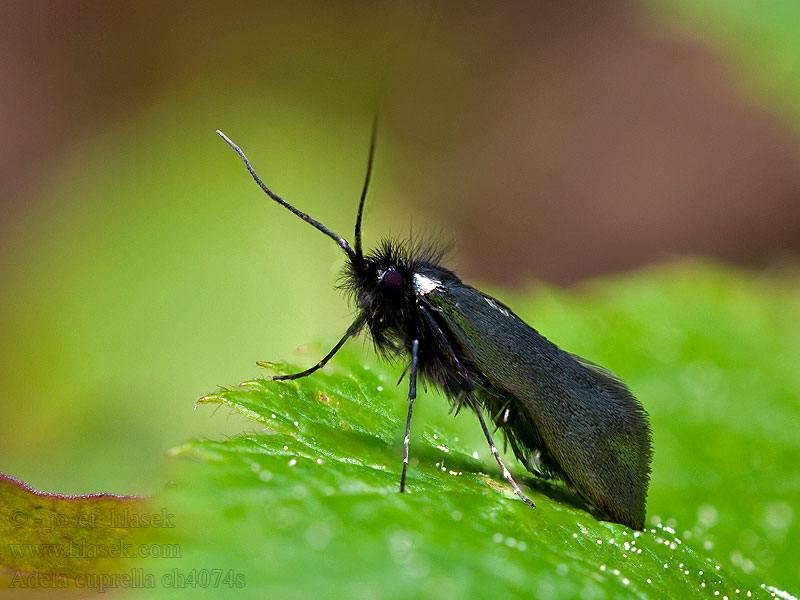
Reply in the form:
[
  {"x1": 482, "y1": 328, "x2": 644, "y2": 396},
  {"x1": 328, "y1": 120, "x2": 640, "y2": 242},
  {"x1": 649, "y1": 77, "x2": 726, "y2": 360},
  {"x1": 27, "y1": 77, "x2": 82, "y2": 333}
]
[
  {"x1": 448, "y1": 390, "x2": 465, "y2": 415},
  {"x1": 468, "y1": 390, "x2": 536, "y2": 509},
  {"x1": 491, "y1": 400, "x2": 512, "y2": 432},
  {"x1": 418, "y1": 304, "x2": 470, "y2": 382},
  {"x1": 419, "y1": 302, "x2": 536, "y2": 509},
  {"x1": 263, "y1": 320, "x2": 362, "y2": 381},
  {"x1": 400, "y1": 339, "x2": 419, "y2": 493},
  {"x1": 268, "y1": 334, "x2": 348, "y2": 381},
  {"x1": 395, "y1": 363, "x2": 409, "y2": 386}
]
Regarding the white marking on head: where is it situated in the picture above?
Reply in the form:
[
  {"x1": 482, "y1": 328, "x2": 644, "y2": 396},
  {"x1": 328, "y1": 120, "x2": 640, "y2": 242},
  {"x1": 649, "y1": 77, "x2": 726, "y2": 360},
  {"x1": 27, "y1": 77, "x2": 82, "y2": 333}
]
[{"x1": 413, "y1": 273, "x2": 441, "y2": 296}]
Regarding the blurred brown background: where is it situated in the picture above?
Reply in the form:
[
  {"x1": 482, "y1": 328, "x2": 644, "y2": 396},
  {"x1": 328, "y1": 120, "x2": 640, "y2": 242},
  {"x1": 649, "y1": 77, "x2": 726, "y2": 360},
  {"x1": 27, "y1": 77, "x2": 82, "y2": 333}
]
[
  {"x1": 1, "y1": 1, "x2": 800, "y2": 498},
  {"x1": 3, "y1": 1, "x2": 798, "y2": 286}
]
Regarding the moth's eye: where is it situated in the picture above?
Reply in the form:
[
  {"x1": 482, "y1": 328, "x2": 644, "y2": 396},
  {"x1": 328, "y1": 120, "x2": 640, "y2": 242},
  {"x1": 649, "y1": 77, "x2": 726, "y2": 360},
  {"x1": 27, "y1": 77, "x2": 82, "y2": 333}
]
[{"x1": 380, "y1": 269, "x2": 404, "y2": 298}]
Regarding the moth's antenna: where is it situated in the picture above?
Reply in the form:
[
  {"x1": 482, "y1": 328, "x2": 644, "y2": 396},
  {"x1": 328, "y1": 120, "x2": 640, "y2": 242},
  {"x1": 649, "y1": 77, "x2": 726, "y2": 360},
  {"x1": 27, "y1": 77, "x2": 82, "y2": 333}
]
[
  {"x1": 354, "y1": 115, "x2": 378, "y2": 260},
  {"x1": 216, "y1": 130, "x2": 355, "y2": 259}
]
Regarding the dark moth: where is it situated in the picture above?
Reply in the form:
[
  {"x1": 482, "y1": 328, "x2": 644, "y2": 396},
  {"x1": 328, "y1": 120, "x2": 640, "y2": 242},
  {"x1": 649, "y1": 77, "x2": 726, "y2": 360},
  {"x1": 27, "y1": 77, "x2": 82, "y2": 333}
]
[{"x1": 217, "y1": 127, "x2": 652, "y2": 530}]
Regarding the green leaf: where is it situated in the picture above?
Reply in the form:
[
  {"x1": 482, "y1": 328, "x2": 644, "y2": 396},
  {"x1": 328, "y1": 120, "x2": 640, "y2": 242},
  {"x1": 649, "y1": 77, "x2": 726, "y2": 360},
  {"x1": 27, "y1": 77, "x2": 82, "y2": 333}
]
[
  {"x1": 136, "y1": 261, "x2": 798, "y2": 599},
  {"x1": 0, "y1": 472, "x2": 152, "y2": 589}
]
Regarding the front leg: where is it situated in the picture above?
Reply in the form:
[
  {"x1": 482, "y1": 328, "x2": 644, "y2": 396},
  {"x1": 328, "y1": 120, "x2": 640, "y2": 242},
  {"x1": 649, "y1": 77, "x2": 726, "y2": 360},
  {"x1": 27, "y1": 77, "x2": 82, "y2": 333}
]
[{"x1": 261, "y1": 319, "x2": 363, "y2": 381}]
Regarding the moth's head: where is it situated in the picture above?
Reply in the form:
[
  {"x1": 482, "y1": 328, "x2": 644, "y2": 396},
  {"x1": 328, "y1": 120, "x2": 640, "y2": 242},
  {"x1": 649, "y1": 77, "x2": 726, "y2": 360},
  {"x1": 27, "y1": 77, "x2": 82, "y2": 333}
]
[
  {"x1": 341, "y1": 237, "x2": 451, "y2": 318},
  {"x1": 342, "y1": 240, "x2": 415, "y2": 311},
  {"x1": 376, "y1": 267, "x2": 407, "y2": 302},
  {"x1": 336, "y1": 240, "x2": 421, "y2": 354}
]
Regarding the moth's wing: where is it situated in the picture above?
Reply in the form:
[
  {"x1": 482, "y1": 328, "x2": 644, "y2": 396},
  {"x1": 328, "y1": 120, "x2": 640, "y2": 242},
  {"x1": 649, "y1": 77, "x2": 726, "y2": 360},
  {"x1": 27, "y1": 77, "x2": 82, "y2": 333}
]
[{"x1": 424, "y1": 283, "x2": 652, "y2": 530}]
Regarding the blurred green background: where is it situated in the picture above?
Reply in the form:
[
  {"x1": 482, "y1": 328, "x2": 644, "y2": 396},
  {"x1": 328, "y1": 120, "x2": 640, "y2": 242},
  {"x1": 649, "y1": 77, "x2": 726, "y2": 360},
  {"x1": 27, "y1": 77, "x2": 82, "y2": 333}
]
[{"x1": 0, "y1": 1, "x2": 799, "y2": 596}]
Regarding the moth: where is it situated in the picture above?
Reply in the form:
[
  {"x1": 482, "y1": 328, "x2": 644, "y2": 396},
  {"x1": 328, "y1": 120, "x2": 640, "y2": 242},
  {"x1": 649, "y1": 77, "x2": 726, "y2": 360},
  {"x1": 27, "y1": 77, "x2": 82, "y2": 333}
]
[{"x1": 216, "y1": 126, "x2": 652, "y2": 530}]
